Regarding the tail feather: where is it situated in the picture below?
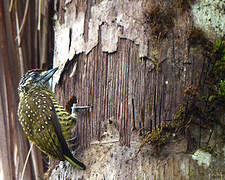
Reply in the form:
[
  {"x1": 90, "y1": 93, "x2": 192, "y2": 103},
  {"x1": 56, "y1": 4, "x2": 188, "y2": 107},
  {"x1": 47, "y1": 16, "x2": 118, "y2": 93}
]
[{"x1": 64, "y1": 155, "x2": 86, "y2": 170}]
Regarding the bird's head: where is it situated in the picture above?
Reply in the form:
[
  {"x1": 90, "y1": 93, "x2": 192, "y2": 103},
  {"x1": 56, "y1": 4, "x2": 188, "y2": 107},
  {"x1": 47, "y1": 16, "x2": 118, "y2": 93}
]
[{"x1": 18, "y1": 67, "x2": 58, "y2": 95}]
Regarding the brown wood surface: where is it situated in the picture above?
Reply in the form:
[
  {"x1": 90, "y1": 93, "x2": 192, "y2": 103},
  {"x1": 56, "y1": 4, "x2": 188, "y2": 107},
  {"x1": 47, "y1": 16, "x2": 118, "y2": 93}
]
[
  {"x1": 54, "y1": 0, "x2": 204, "y2": 150},
  {"x1": 0, "y1": 0, "x2": 217, "y2": 179},
  {"x1": 51, "y1": 1, "x2": 225, "y2": 179},
  {"x1": 55, "y1": 34, "x2": 203, "y2": 148}
]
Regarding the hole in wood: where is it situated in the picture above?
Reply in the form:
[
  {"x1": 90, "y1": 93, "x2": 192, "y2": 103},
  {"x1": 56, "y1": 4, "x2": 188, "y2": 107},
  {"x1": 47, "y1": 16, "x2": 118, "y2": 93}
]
[{"x1": 66, "y1": 95, "x2": 77, "y2": 113}]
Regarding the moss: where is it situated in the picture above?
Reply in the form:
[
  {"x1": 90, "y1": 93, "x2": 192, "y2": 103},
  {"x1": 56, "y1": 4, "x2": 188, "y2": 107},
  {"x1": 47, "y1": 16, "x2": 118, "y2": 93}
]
[
  {"x1": 213, "y1": 40, "x2": 225, "y2": 81},
  {"x1": 137, "y1": 0, "x2": 225, "y2": 158},
  {"x1": 184, "y1": 85, "x2": 199, "y2": 98},
  {"x1": 144, "y1": 0, "x2": 197, "y2": 42},
  {"x1": 135, "y1": 103, "x2": 191, "y2": 156},
  {"x1": 218, "y1": 80, "x2": 225, "y2": 96},
  {"x1": 144, "y1": 2, "x2": 175, "y2": 42},
  {"x1": 144, "y1": 0, "x2": 197, "y2": 43},
  {"x1": 187, "y1": 28, "x2": 208, "y2": 46},
  {"x1": 135, "y1": 125, "x2": 171, "y2": 156},
  {"x1": 176, "y1": 0, "x2": 196, "y2": 13},
  {"x1": 187, "y1": 28, "x2": 214, "y2": 58},
  {"x1": 136, "y1": 38, "x2": 225, "y2": 157}
]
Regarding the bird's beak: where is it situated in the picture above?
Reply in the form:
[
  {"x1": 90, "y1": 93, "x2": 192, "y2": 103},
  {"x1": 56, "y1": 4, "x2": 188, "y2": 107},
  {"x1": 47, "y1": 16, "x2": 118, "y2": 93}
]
[{"x1": 41, "y1": 67, "x2": 58, "y2": 83}]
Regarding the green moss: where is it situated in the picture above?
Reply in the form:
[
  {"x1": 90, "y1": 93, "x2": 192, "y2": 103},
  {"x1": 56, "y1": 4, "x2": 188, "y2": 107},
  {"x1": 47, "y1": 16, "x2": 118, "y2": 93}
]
[
  {"x1": 213, "y1": 40, "x2": 225, "y2": 81},
  {"x1": 218, "y1": 80, "x2": 225, "y2": 96},
  {"x1": 136, "y1": 38, "x2": 225, "y2": 157},
  {"x1": 135, "y1": 104, "x2": 190, "y2": 156},
  {"x1": 137, "y1": 0, "x2": 225, "y2": 158}
]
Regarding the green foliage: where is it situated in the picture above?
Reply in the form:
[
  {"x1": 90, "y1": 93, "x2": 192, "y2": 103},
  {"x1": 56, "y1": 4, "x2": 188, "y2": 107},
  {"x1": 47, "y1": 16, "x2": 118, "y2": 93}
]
[
  {"x1": 214, "y1": 40, "x2": 225, "y2": 53},
  {"x1": 218, "y1": 80, "x2": 225, "y2": 96},
  {"x1": 213, "y1": 40, "x2": 225, "y2": 82}
]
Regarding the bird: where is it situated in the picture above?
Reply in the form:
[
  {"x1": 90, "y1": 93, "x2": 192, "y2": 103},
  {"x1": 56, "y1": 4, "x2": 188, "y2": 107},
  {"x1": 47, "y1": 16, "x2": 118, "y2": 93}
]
[{"x1": 17, "y1": 67, "x2": 86, "y2": 170}]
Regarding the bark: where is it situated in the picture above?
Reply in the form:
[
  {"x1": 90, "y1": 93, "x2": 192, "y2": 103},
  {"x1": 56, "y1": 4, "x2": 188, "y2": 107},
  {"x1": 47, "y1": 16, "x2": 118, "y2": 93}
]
[{"x1": 51, "y1": 0, "x2": 225, "y2": 179}]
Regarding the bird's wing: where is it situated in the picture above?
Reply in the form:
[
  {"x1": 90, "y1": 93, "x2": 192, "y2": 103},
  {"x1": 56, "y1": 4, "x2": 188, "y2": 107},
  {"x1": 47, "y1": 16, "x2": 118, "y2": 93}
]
[
  {"x1": 50, "y1": 96, "x2": 77, "y2": 141},
  {"x1": 20, "y1": 90, "x2": 67, "y2": 160},
  {"x1": 35, "y1": 89, "x2": 77, "y2": 158}
]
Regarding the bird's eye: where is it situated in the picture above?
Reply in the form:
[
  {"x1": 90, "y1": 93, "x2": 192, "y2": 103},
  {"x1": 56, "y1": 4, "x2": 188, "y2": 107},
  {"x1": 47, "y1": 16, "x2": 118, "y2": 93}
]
[{"x1": 32, "y1": 72, "x2": 39, "y2": 78}]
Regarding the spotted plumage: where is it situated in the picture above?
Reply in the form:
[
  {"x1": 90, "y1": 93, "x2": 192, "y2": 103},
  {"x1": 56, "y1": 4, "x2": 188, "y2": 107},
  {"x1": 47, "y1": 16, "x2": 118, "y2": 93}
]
[
  {"x1": 17, "y1": 68, "x2": 86, "y2": 170},
  {"x1": 49, "y1": 94, "x2": 76, "y2": 141}
]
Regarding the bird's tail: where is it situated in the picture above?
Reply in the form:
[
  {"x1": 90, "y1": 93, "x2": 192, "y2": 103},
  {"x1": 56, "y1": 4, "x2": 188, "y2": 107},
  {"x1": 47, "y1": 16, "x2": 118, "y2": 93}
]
[{"x1": 64, "y1": 154, "x2": 86, "y2": 170}]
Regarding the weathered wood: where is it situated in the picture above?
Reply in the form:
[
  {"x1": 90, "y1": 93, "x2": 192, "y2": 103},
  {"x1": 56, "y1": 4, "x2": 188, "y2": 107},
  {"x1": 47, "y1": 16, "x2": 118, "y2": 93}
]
[
  {"x1": 52, "y1": 0, "x2": 225, "y2": 179},
  {"x1": 55, "y1": 34, "x2": 204, "y2": 147}
]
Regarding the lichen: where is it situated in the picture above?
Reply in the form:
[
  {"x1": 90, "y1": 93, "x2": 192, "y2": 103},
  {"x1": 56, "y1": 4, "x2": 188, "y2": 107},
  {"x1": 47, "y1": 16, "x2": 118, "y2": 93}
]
[
  {"x1": 192, "y1": 149, "x2": 212, "y2": 167},
  {"x1": 191, "y1": 0, "x2": 225, "y2": 37}
]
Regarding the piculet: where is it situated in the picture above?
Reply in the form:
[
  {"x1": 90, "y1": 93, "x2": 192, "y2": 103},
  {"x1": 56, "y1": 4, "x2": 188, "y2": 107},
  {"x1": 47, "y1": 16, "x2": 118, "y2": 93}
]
[{"x1": 17, "y1": 67, "x2": 86, "y2": 170}]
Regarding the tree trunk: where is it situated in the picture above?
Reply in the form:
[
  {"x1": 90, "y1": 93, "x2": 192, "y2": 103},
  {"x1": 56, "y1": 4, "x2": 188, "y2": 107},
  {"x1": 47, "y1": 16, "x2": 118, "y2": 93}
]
[{"x1": 40, "y1": 0, "x2": 225, "y2": 179}]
